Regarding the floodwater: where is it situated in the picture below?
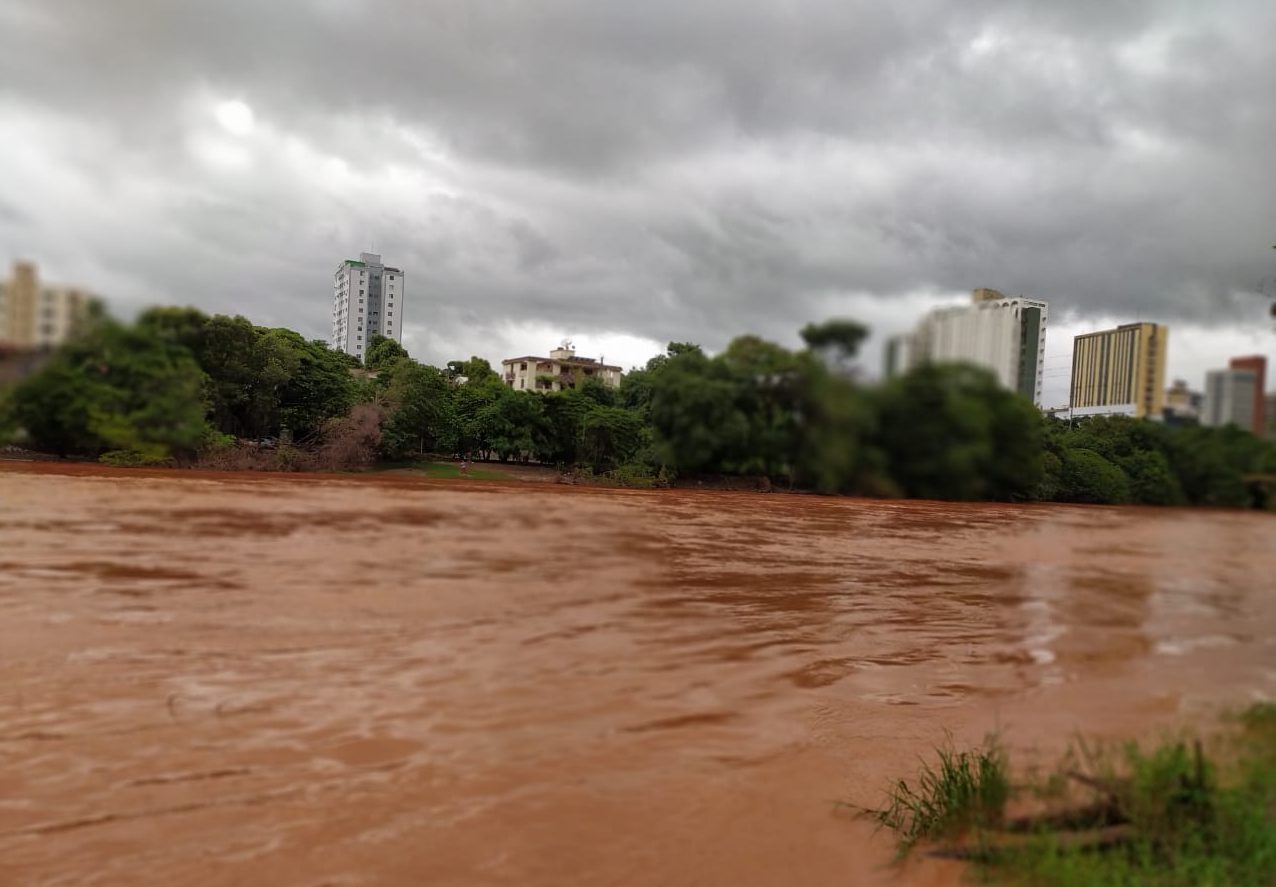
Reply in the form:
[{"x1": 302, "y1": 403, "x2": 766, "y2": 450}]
[{"x1": 1, "y1": 464, "x2": 1274, "y2": 887}]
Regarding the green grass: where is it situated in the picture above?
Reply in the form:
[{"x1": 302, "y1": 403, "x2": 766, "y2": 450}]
[
  {"x1": 870, "y1": 704, "x2": 1276, "y2": 885},
  {"x1": 412, "y1": 461, "x2": 509, "y2": 481},
  {"x1": 873, "y1": 737, "x2": 1010, "y2": 854}
]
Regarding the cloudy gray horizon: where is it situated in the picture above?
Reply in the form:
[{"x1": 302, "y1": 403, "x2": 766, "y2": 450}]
[{"x1": 2, "y1": 0, "x2": 1274, "y2": 404}]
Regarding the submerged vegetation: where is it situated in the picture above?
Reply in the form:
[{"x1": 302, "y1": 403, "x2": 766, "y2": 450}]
[
  {"x1": 1, "y1": 305, "x2": 1273, "y2": 507},
  {"x1": 870, "y1": 704, "x2": 1276, "y2": 885}
]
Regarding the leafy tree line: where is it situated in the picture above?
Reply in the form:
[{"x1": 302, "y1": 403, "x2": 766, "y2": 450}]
[{"x1": 2, "y1": 308, "x2": 1272, "y2": 507}]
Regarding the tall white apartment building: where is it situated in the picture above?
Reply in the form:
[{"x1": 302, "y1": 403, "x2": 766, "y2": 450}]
[
  {"x1": 887, "y1": 288, "x2": 1048, "y2": 405},
  {"x1": 329, "y1": 253, "x2": 404, "y2": 361}
]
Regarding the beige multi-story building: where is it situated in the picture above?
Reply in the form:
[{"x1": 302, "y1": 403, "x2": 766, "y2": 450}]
[
  {"x1": 1070, "y1": 322, "x2": 1168, "y2": 418},
  {"x1": 502, "y1": 342, "x2": 622, "y2": 393},
  {"x1": 0, "y1": 261, "x2": 92, "y2": 348}
]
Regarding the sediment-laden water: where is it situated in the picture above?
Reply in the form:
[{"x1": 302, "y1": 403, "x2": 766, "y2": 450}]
[{"x1": 2, "y1": 463, "x2": 1273, "y2": 886}]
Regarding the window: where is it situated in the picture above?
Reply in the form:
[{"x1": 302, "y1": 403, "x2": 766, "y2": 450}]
[
  {"x1": 357, "y1": 335, "x2": 362, "y2": 340},
  {"x1": 360, "y1": 289, "x2": 364, "y2": 295},
  {"x1": 520, "y1": 362, "x2": 527, "y2": 370}
]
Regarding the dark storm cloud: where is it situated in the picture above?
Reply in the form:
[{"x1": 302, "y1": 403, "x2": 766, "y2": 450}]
[{"x1": 1, "y1": 0, "x2": 1273, "y2": 365}]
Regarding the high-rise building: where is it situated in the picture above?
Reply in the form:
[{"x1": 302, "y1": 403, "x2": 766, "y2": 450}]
[
  {"x1": 886, "y1": 288, "x2": 1048, "y2": 405},
  {"x1": 330, "y1": 253, "x2": 404, "y2": 361},
  {"x1": 1227, "y1": 355, "x2": 1267, "y2": 436},
  {"x1": 1070, "y1": 322, "x2": 1167, "y2": 418},
  {"x1": 1203, "y1": 368, "x2": 1258, "y2": 430},
  {"x1": 0, "y1": 261, "x2": 92, "y2": 348}
]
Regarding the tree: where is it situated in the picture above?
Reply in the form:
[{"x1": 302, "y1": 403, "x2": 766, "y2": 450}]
[
  {"x1": 800, "y1": 319, "x2": 868, "y2": 373},
  {"x1": 446, "y1": 356, "x2": 498, "y2": 383},
  {"x1": 874, "y1": 363, "x2": 1042, "y2": 501},
  {"x1": 379, "y1": 358, "x2": 457, "y2": 458},
  {"x1": 649, "y1": 345, "x2": 751, "y2": 475},
  {"x1": 1056, "y1": 448, "x2": 1130, "y2": 504},
  {"x1": 265, "y1": 330, "x2": 358, "y2": 441},
  {"x1": 8, "y1": 320, "x2": 210, "y2": 460},
  {"x1": 579, "y1": 405, "x2": 644, "y2": 473},
  {"x1": 365, "y1": 334, "x2": 409, "y2": 371}
]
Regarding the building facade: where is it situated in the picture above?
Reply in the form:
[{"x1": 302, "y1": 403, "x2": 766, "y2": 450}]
[
  {"x1": 1203, "y1": 368, "x2": 1258, "y2": 430},
  {"x1": 0, "y1": 261, "x2": 92, "y2": 348},
  {"x1": 1163, "y1": 378, "x2": 1204, "y2": 425},
  {"x1": 329, "y1": 253, "x2": 404, "y2": 361},
  {"x1": 1227, "y1": 355, "x2": 1267, "y2": 437},
  {"x1": 887, "y1": 288, "x2": 1048, "y2": 405},
  {"x1": 1070, "y1": 322, "x2": 1168, "y2": 418},
  {"x1": 502, "y1": 343, "x2": 622, "y2": 392}
]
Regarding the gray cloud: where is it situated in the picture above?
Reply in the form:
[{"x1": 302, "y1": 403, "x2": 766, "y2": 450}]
[{"x1": 0, "y1": 0, "x2": 1273, "y2": 370}]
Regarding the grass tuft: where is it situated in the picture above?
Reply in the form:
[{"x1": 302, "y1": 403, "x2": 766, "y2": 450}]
[{"x1": 873, "y1": 736, "x2": 1009, "y2": 853}]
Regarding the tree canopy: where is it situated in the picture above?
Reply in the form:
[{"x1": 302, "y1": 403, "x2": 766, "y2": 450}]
[{"x1": 3, "y1": 305, "x2": 1271, "y2": 510}]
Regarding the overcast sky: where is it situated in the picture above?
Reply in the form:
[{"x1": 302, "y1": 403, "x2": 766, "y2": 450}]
[{"x1": 2, "y1": 0, "x2": 1274, "y2": 405}]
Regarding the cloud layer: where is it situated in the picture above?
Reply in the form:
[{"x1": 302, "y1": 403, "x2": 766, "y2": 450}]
[{"x1": 1, "y1": 0, "x2": 1273, "y2": 375}]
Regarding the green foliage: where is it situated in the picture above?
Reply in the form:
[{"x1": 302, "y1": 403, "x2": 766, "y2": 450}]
[
  {"x1": 1056, "y1": 448, "x2": 1131, "y2": 504},
  {"x1": 99, "y1": 449, "x2": 176, "y2": 467},
  {"x1": 649, "y1": 344, "x2": 751, "y2": 474},
  {"x1": 873, "y1": 738, "x2": 1010, "y2": 853},
  {"x1": 875, "y1": 705, "x2": 1276, "y2": 886},
  {"x1": 874, "y1": 363, "x2": 1043, "y2": 501},
  {"x1": 800, "y1": 318, "x2": 869, "y2": 375},
  {"x1": 364, "y1": 334, "x2": 409, "y2": 371},
  {"x1": 608, "y1": 462, "x2": 663, "y2": 488},
  {"x1": 8, "y1": 320, "x2": 210, "y2": 460},
  {"x1": 11, "y1": 306, "x2": 1274, "y2": 512},
  {"x1": 266, "y1": 329, "x2": 357, "y2": 440},
  {"x1": 379, "y1": 358, "x2": 457, "y2": 458},
  {"x1": 136, "y1": 308, "x2": 359, "y2": 441},
  {"x1": 446, "y1": 356, "x2": 498, "y2": 383},
  {"x1": 580, "y1": 405, "x2": 645, "y2": 473}
]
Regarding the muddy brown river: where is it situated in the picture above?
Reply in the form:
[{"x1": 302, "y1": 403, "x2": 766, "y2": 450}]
[{"x1": 1, "y1": 464, "x2": 1274, "y2": 886}]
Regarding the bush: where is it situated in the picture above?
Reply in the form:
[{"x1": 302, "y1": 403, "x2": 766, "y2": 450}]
[
  {"x1": 313, "y1": 402, "x2": 385, "y2": 470},
  {"x1": 99, "y1": 449, "x2": 176, "y2": 468},
  {"x1": 609, "y1": 463, "x2": 658, "y2": 488},
  {"x1": 1057, "y1": 448, "x2": 1130, "y2": 504}
]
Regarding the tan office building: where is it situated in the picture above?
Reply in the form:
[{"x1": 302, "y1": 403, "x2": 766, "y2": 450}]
[
  {"x1": 0, "y1": 261, "x2": 92, "y2": 348},
  {"x1": 1070, "y1": 322, "x2": 1168, "y2": 418}
]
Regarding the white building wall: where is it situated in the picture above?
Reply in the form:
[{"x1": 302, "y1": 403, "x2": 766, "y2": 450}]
[
  {"x1": 911, "y1": 297, "x2": 1047, "y2": 404},
  {"x1": 1203, "y1": 369, "x2": 1257, "y2": 429},
  {"x1": 330, "y1": 253, "x2": 405, "y2": 361}
]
